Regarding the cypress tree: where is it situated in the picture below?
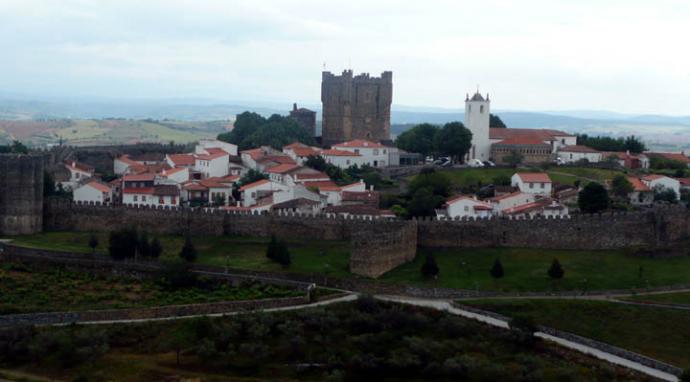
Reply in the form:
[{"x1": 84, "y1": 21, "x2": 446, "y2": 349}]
[
  {"x1": 179, "y1": 234, "x2": 197, "y2": 262},
  {"x1": 548, "y1": 258, "x2": 565, "y2": 280},
  {"x1": 490, "y1": 258, "x2": 504, "y2": 279},
  {"x1": 421, "y1": 254, "x2": 440, "y2": 279}
]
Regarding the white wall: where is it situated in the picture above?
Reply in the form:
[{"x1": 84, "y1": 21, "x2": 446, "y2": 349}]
[
  {"x1": 490, "y1": 192, "x2": 537, "y2": 213},
  {"x1": 445, "y1": 198, "x2": 492, "y2": 219},
  {"x1": 73, "y1": 185, "x2": 110, "y2": 204},
  {"x1": 196, "y1": 139, "x2": 238, "y2": 156},
  {"x1": 464, "y1": 95, "x2": 491, "y2": 161},
  {"x1": 645, "y1": 177, "x2": 681, "y2": 199},
  {"x1": 559, "y1": 151, "x2": 603, "y2": 164},
  {"x1": 242, "y1": 181, "x2": 287, "y2": 207},
  {"x1": 195, "y1": 156, "x2": 229, "y2": 178},
  {"x1": 511, "y1": 174, "x2": 552, "y2": 196},
  {"x1": 123, "y1": 192, "x2": 179, "y2": 207},
  {"x1": 323, "y1": 154, "x2": 365, "y2": 169}
]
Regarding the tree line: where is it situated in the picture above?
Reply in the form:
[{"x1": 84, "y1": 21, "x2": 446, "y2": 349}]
[
  {"x1": 218, "y1": 112, "x2": 315, "y2": 150},
  {"x1": 576, "y1": 134, "x2": 646, "y2": 153},
  {"x1": 394, "y1": 122, "x2": 473, "y2": 161}
]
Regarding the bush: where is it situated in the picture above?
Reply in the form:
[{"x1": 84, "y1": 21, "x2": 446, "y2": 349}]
[
  {"x1": 680, "y1": 369, "x2": 690, "y2": 382},
  {"x1": 179, "y1": 234, "x2": 197, "y2": 262},
  {"x1": 267, "y1": 236, "x2": 290, "y2": 268},
  {"x1": 578, "y1": 182, "x2": 609, "y2": 213},
  {"x1": 149, "y1": 237, "x2": 163, "y2": 259},
  {"x1": 108, "y1": 228, "x2": 139, "y2": 260},
  {"x1": 548, "y1": 258, "x2": 565, "y2": 280},
  {"x1": 421, "y1": 254, "x2": 439, "y2": 279},
  {"x1": 157, "y1": 261, "x2": 198, "y2": 290},
  {"x1": 88, "y1": 233, "x2": 98, "y2": 254},
  {"x1": 489, "y1": 258, "x2": 504, "y2": 279}
]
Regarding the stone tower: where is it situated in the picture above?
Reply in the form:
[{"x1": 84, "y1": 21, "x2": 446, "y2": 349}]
[
  {"x1": 321, "y1": 70, "x2": 392, "y2": 147},
  {"x1": 464, "y1": 91, "x2": 491, "y2": 161},
  {"x1": 0, "y1": 154, "x2": 44, "y2": 235},
  {"x1": 289, "y1": 103, "x2": 317, "y2": 137}
]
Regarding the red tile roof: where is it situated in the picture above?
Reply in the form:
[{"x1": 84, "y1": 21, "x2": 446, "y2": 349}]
[
  {"x1": 487, "y1": 191, "x2": 527, "y2": 202},
  {"x1": 342, "y1": 190, "x2": 379, "y2": 202},
  {"x1": 241, "y1": 148, "x2": 264, "y2": 160},
  {"x1": 266, "y1": 164, "x2": 301, "y2": 174},
  {"x1": 444, "y1": 195, "x2": 493, "y2": 209},
  {"x1": 196, "y1": 152, "x2": 229, "y2": 161},
  {"x1": 262, "y1": 155, "x2": 296, "y2": 165},
  {"x1": 333, "y1": 139, "x2": 385, "y2": 148},
  {"x1": 206, "y1": 175, "x2": 240, "y2": 183},
  {"x1": 182, "y1": 182, "x2": 207, "y2": 191},
  {"x1": 516, "y1": 172, "x2": 552, "y2": 183},
  {"x1": 86, "y1": 181, "x2": 111, "y2": 193},
  {"x1": 642, "y1": 174, "x2": 668, "y2": 182},
  {"x1": 293, "y1": 172, "x2": 329, "y2": 181},
  {"x1": 123, "y1": 173, "x2": 156, "y2": 182},
  {"x1": 115, "y1": 155, "x2": 139, "y2": 166},
  {"x1": 303, "y1": 180, "x2": 339, "y2": 191},
  {"x1": 167, "y1": 154, "x2": 195, "y2": 166},
  {"x1": 559, "y1": 145, "x2": 600, "y2": 153},
  {"x1": 504, "y1": 200, "x2": 550, "y2": 215},
  {"x1": 64, "y1": 160, "x2": 94, "y2": 173},
  {"x1": 283, "y1": 142, "x2": 309, "y2": 150},
  {"x1": 496, "y1": 137, "x2": 548, "y2": 145},
  {"x1": 161, "y1": 167, "x2": 188, "y2": 176},
  {"x1": 199, "y1": 180, "x2": 231, "y2": 189},
  {"x1": 291, "y1": 147, "x2": 321, "y2": 157},
  {"x1": 322, "y1": 149, "x2": 360, "y2": 157},
  {"x1": 239, "y1": 179, "x2": 271, "y2": 191},
  {"x1": 490, "y1": 128, "x2": 573, "y2": 140},
  {"x1": 628, "y1": 177, "x2": 651, "y2": 192},
  {"x1": 647, "y1": 152, "x2": 690, "y2": 164},
  {"x1": 678, "y1": 178, "x2": 690, "y2": 186}
]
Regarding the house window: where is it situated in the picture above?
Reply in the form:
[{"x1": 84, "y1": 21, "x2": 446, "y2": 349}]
[
  {"x1": 172, "y1": 196, "x2": 177, "y2": 204},
  {"x1": 159, "y1": 197, "x2": 164, "y2": 204},
  {"x1": 540, "y1": 183, "x2": 544, "y2": 189},
  {"x1": 480, "y1": 105, "x2": 484, "y2": 113},
  {"x1": 142, "y1": 196, "x2": 146, "y2": 202},
  {"x1": 133, "y1": 195, "x2": 138, "y2": 202},
  {"x1": 75, "y1": 173, "x2": 80, "y2": 179},
  {"x1": 383, "y1": 149, "x2": 387, "y2": 154},
  {"x1": 529, "y1": 183, "x2": 534, "y2": 189},
  {"x1": 464, "y1": 206, "x2": 469, "y2": 212},
  {"x1": 354, "y1": 149, "x2": 360, "y2": 154},
  {"x1": 374, "y1": 149, "x2": 379, "y2": 155},
  {"x1": 346, "y1": 160, "x2": 350, "y2": 165}
]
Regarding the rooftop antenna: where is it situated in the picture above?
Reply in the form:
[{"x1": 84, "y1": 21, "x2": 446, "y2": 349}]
[{"x1": 476, "y1": 84, "x2": 480, "y2": 94}]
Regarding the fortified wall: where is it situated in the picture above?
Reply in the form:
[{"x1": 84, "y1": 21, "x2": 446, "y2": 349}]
[
  {"x1": 43, "y1": 200, "x2": 690, "y2": 277},
  {"x1": 0, "y1": 154, "x2": 44, "y2": 235}
]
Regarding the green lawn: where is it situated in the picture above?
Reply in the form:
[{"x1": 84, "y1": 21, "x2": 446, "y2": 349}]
[
  {"x1": 0, "y1": 262, "x2": 302, "y2": 314},
  {"x1": 380, "y1": 247, "x2": 690, "y2": 292},
  {"x1": 6, "y1": 232, "x2": 353, "y2": 279},
  {"x1": 431, "y1": 166, "x2": 625, "y2": 189},
  {"x1": 461, "y1": 299, "x2": 690, "y2": 368},
  {"x1": 624, "y1": 291, "x2": 690, "y2": 306}
]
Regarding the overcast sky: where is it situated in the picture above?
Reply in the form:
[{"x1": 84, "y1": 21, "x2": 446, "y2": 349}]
[{"x1": 1, "y1": 0, "x2": 689, "y2": 114}]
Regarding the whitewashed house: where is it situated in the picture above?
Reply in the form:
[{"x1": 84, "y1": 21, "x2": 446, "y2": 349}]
[
  {"x1": 282, "y1": 142, "x2": 322, "y2": 165},
  {"x1": 503, "y1": 199, "x2": 569, "y2": 218},
  {"x1": 321, "y1": 149, "x2": 365, "y2": 169},
  {"x1": 196, "y1": 139, "x2": 238, "y2": 156},
  {"x1": 641, "y1": 174, "x2": 680, "y2": 200},
  {"x1": 437, "y1": 195, "x2": 493, "y2": 219},
  {"x1": 62, "y1": 161, "x2": 94, "y2": 190},
  {"x1": 165, "y1": 153, "x2": 196, "y2": 169},
  {"x1": 557, "y1": 145, "x2": 603, "y2": 164},
  {"x1": 627, "y1": 177, "x2": 654, "y2": 206},
  {"x1": 113, "y1": 155, "x2": 143, "y2": 175},
  {"x1": 486, "y1": 191, "x2": 537, "y2": 214},
  {"x1": 511, "y1": 173, "x2": 552, "y2": 196},
  {"x1": 332, "y1": 140, "x2": 390, "y2": 168},
  {"x1": 239, "y1": 179, "x2": 288, "y2": 207},
  {"x1": 159, "y1": 167, "x2": 190, "y2": 184},
  {"x1": 73, "y1": 181, "x2": 112, "y2": 204},
  {"x1": 194, "y1": 149, "x2": 230, "y2": 179}
]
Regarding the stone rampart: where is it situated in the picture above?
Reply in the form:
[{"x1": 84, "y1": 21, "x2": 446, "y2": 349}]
[
  {"x1": 0, "y1": 154, "x2": 44, "y2": 235},
  {"x1": 350, "y1": 220, "x2": 418, "y2": 278}
]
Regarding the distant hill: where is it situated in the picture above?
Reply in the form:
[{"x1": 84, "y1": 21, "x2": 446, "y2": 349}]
[{"x1": 1, "y1": 96, "x2": 689, "y2": 151}]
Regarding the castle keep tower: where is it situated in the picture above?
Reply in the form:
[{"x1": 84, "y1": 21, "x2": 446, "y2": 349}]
[
  {"x1": 0, "y1": 154, "x2": 44, "y2": 235},
  {"x1": 321, "y1": 70, "x2": 392, "y2": 146},
  {"x1": 289, "y1": 103, "x2": 317, "y2": 137},
  {"x1": 464, "y1": 91, "x2": 491, "y2": 161}
]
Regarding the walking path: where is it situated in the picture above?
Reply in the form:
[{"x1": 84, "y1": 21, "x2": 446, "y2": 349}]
[{"x1": 376, "y1": 295, "x2": 680, "y2": 382}]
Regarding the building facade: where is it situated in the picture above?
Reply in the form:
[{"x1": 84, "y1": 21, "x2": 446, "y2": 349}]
[{"x1": 321, "y1": 70, "x2": 393, "y2": 146}]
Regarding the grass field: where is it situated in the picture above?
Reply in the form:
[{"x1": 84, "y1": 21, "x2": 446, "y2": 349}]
[
  {"x1": 0, "y1": 261, "x2": 301, "y2": 314},
  {"x1": 380, "y1": 247, "x2": 690, "y2": 292},
  {"x1": 624, "y1": 291, "x2": 690, "y2": 306},
  {"x1": 461, "y1": 299, "x2": 690, "y2": 368},
  {"x1": 8, "y1": 232, "x2": 690, "y2": 293},
  {"x1": 7, "y1": 232, "x2": 353, "y2": 278},
  {"x1": 435, "y1": 166, "x2": 625, "y2": 189}
]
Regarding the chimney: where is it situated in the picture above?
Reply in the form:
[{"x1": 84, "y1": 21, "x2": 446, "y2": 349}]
[{"x1": 369, "y1": 185, "x2": 374, "y2": 191}]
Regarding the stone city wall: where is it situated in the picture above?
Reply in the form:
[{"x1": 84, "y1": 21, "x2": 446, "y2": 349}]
[{"x1": 350, "y1": 221, "x2": 418, "y2": 278}]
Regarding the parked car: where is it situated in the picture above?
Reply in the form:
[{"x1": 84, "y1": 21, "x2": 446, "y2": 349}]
[
  {"x1": 468, "y1": 159, "x2": 485, "y2": 168},
  {"x1": 483, "y1": 161, "x2": 496, "y2": 167}
]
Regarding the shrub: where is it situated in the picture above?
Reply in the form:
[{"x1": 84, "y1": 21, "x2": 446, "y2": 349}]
[
  {"x1": 421, "y1": 254, "x2": 439, "y2": 279},
  {"x1": 138, "y1": 231, "x2": 151, "y2": 258},
  {"x1": 108, "y1": 228, "x2": 138, "y2": 260},
  {"x1": 489, "y1": 258, "x2": 504, "y2": 279},
  {"x1": 87, "y1": 234, "x2": 98, "y2": 254},
  {"x1": 149, "y1": 237, "x2": 163, "y2": 259},
  {"x1": 548, "y1": 258, "x2": 565, "y2": 280},
  {"x1": 157, "y1": 261, "x2": 198, "y2": 290},
  {"x1": 179, "y1": 234, "x2": 197, "y2": 262}
]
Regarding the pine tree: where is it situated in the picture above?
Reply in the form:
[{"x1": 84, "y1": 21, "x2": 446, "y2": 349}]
[
  {"x1": 179, "y1": 234, "x2": 197, "y2": 262},
  {"x1": 88, "y1": 233, "x2": 99, "y2": 254},
  {"x1": 490, "y1": 258, "x2": 504, "y2": 279},
  {"x1": 274, "y1": 240, "x2": 291, "y2": 268},
  {"x1": 266, "y1": 235, "x2": 278, "y2": 261},
  {"x1": 150, "y1": 237, "x2": 163, "y2": 259},
  {"x1": 421, "y1": 254, "x2": 440, "y2": 279},
  {"x1": 548, "y1": 258, "x2": 565, "y2": 280}
]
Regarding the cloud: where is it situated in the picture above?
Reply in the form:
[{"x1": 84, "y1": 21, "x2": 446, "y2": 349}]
[{"x1": 0, "y1": 0, "x2": 689, "y2": 114}]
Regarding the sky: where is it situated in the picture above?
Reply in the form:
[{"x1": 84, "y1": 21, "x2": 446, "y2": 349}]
[{"x1": 1, "y1": 0, "x2": 689, "y2": 115}]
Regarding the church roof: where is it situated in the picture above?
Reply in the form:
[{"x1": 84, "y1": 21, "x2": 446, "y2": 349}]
[
  {"x1": 470, "y1": 92, "x2": 485, "y2": 102},
  {"x1": 490, "y1": 128, "x2": 574, "y2": 140}
]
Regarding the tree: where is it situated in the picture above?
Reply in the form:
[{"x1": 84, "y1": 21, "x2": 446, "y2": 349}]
[
  {"x1": 491, "y1": 174, "x2": 511, "y2": 186},
  {"x1": 548, "y1": 258, "x2": 565, "y2": 280},
  {"x1": 150, "y1": 237, "x2": 163, "y2": 259},
  {"x1": 611, "y1": 175, "x2": 633, "y2": 199},
  {"x1": 160, "y1": 322, "x2": 197, "y2": 366},
  {"x1": 395, "y1": 123, "x2": 439, "y2": 157},
  {"x1": 680, "y1": 369, "x2": 690, "y2": 382},
  {"x1": 623, "y1": 135, "x2": 646, "y2": 153},
  {"x1": 266, "y1": 235, "x2": 278, "y2": 261},
  {"x1": 654, "y1": 188, "x2": 678, "y2": 203},
  {"x1": 179, "y1": 234, "x2": 197, "y2": 262},
  {"x1": 304, "y1": 155, "x2": 328, "y2": 172},
  {"x1": 239, "y1": 169, "x2": 268, "y2": 186},
  {"x1": 489, "y1": 258, "x2": 504, "y2": 279},
  {"x1": 576, "y1": 134, "x2": 646, "y2": 153},
  {"x1": 108, "y1": 228, "x2": 139, "y2": 260},
  {"x1": 421, "y1": 254, "x2": 439, "y2": 279},
  {"x1": 274, "y1": 239, "x2": 291, "y2": 268},
  {"x1": 505, "y1": 150, "x2": 524, "y2": 168},
  {"x1": 407, "y1": 187, "x2": 445, "y2": 217},
  {"x1": 157, "y1": 261, "x2": 198, "y2": 290},
  {"x1": 489, "y1": 114, "x2": 507, "y2": 128},
  {"x1": 408, "y1": 168, "x2": 452, "y2": 198},
  {"x1": 433, "y1": 122, "x2": 473, "y2": 163},
  {"x1": 138, "y1": 231, "x2": 151, "y2": 258},
  {"x1": 43, "y1": 171, "x2": 56, "y2": 196},
  {"x1": 578, "y1": 182, "x2": 609, "y2": 213},
  {"x1": 218, "y1": 111, "x2": 266, "y2": 146},
  {"x1": 88, "y1": 234, "x2": 99, "y2": 254}
]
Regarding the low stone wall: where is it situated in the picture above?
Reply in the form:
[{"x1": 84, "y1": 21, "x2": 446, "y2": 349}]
[{"x1": 453, "y1": 303, "x2": 684, "y2": 377}]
